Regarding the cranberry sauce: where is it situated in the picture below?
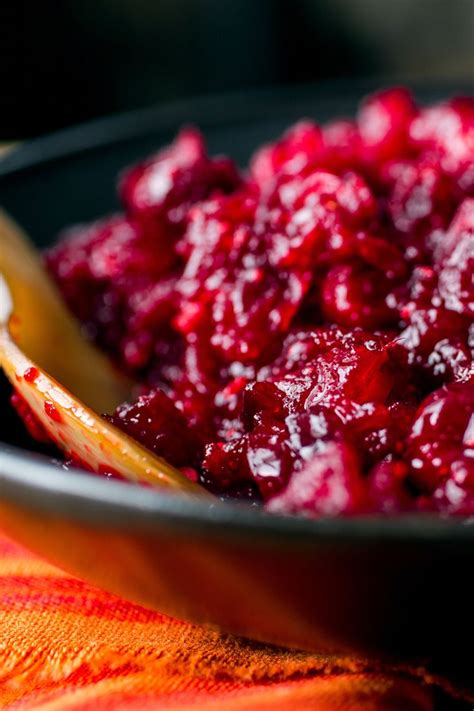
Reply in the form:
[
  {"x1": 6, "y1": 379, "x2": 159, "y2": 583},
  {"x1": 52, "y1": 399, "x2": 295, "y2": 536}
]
[{"x1": 43, "y1": 89, "x2": 474, "y2": 516}]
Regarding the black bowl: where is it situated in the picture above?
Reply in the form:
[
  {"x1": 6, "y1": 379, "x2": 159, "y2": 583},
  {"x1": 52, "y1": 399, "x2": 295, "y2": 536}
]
[{"x1": 1, "y1": 81, "x2": 473, "y2": 691}]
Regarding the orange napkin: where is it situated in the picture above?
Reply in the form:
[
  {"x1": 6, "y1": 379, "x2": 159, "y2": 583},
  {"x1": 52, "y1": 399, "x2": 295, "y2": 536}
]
[{"x1": 0, "y1": 533, "x2": 469, "y2": 711}]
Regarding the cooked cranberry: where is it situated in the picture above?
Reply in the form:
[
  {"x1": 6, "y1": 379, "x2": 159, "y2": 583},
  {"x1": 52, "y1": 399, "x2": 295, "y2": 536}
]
[
  {"x1": 262, "y1": 169, "x2": 379, "y2": 270},
  {"x1": 321, "y1": 261, "x2": 397, "y2": 329},
  {"x1": 109, "y1": 388, "x2": 203, "y2": 469},
  {"x1": 322, "y1": 120, "x2": 362, "y2": 173},
  {"x1": 261, "y1": 328, "x2": 403, "y2": 423},
  {"x1": 202, "y1": 439, "x2": 247, "y2": 490},
  {"x1": 250, "y1": 120, "x2": 324, "y2": 190},
  {"x1": 436, "y1": 198, "x2": 474, "y2": 316},
  {"x1": 267, "y1": 441, "x2": 368, "y2": 516},
  {"x1": 398, "y1": 300, "x2": 473, "y2": 385},
  {"x1": 409, "y1": 97, "x2": 474, "y2": 191},
  {"x1": 242, "y1": 380, "x2": 287, "y2": 429},
  {"x1": 384, "y1": 157, "x2": 460, "y2": 262},
  {"x1": 406, "y1": 383, "x2": 474, "y2": 493},
  {"x1": 347, "y1": 399, "x2": 417, "y2": 466},
  {"x1": 357, "y1": 87, "x2": 418, "y2": 165},
  {"x1": 204, "y1": 419, "x2": 294, "y2": 500},
  {"x1": 119, "y1": 128, "x2": 241, "y2": 232},
  {"x1": 397, "y1": 260, "x2": 473, "y2": 385},
  {"x1": 367, "y1": 460, "x2": 415, "y2": 513},
  {"x1": 244, "y1": 421, "x2": 296, "y2": 498},
  {"x1": 431, "y1": 460, "x2": 474, "y2": 515},
  {"x1": 175, "y1": 189, "x2": 311, "y2": 365},
  {"x1": 45, "y1": 215, "x2": 180, "y2": 375}
]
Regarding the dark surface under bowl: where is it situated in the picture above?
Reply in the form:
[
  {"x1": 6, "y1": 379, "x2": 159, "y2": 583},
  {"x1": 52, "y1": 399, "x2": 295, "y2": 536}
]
[{"x1": 0, "y1": 81, "x2": 473, "y2": 691}]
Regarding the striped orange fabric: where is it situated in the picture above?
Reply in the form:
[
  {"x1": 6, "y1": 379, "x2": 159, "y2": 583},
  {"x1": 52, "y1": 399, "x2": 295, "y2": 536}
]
[{"x1": 0, "y1": 533, "x2": 466, "y2": 711}]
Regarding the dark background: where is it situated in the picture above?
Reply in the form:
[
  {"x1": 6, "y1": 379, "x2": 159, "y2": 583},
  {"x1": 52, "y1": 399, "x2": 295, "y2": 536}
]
[{"x1": 0, "y1": 0, "x2": 473, "y2": 139}]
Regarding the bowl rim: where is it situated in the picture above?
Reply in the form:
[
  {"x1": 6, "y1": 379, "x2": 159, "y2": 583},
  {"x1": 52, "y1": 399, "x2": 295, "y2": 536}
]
[
  {"x1": 1, "y1": 79, "x2": 473, "y2": 544},
  {"x1": 1, "y1": 443, "x2": 473, "y2": 541},
  {"x1": 1, "y1": 76, "x2": 472, "y2": 177}
]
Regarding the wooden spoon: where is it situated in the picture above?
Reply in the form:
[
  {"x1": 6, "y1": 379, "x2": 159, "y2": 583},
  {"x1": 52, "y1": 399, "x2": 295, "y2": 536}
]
[{"x1": 0, "y1": 211, "x2": 204, "y2": 494}]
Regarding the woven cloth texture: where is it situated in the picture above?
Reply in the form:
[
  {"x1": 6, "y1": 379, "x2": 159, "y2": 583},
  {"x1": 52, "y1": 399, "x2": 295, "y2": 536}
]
[{"x1": 0, "y1": 533, "x2": 470, "y2": 711}]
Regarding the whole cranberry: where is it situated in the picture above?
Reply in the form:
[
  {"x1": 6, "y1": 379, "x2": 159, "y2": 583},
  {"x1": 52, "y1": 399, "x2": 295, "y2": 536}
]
[
  {"x1": 436, "y1": 198, "x2": 474, "y2": 316},
  {"x1": 46, "y1": 215, "x2": 184, "y2": 375},
  {"x1": 322, "y1": 119, "x2": 363, "y2": 173},
  {"x1": 367, "y1": 460, "x2": 416, "y2": 514},
  {"x1": 250, "y1": 120, "x2": 324, "y2": 190},
  {"x1": 384, "y1": 157, "x2": 460, "y2": 262},
  {"x1": 409, "y1": 97, "x2": 474, "y2": 191},
  {"x1": 203, "y1": 420, "x2": 294, "y2": 500},
  {"x1": 406, "y1": 382, "x2": 474, "y2": 493},
  {"x1": 431, "y1": 460, "x2": 474, "y2": 515},
  {"x1": 321, "y1": 261, "x2": 398, "y2": 329},
  {"x1": 267, "y1": 441, "x2": 368, "y2": 517},
  {"x1": 398, "y1": 300, "x2": 473, "y2": 385},
  {"x1": 119, "y1": 128, "x2": 241, "y2": 233},
  {"x1": 109, "y1": 388, "x2": 203, "y2": 469},
  {"x1": 357, "y1": 87, "x2": 417, "y2": 165}
]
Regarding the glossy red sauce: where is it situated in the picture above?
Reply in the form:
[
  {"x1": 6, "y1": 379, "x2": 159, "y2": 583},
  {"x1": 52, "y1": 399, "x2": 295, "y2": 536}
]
[
  {"x1": 44, "y1": 400, "x2": 63, "y2": 424},
  {"x1": 24, "y1": 367, "x2": 40, "y2": 383}
]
